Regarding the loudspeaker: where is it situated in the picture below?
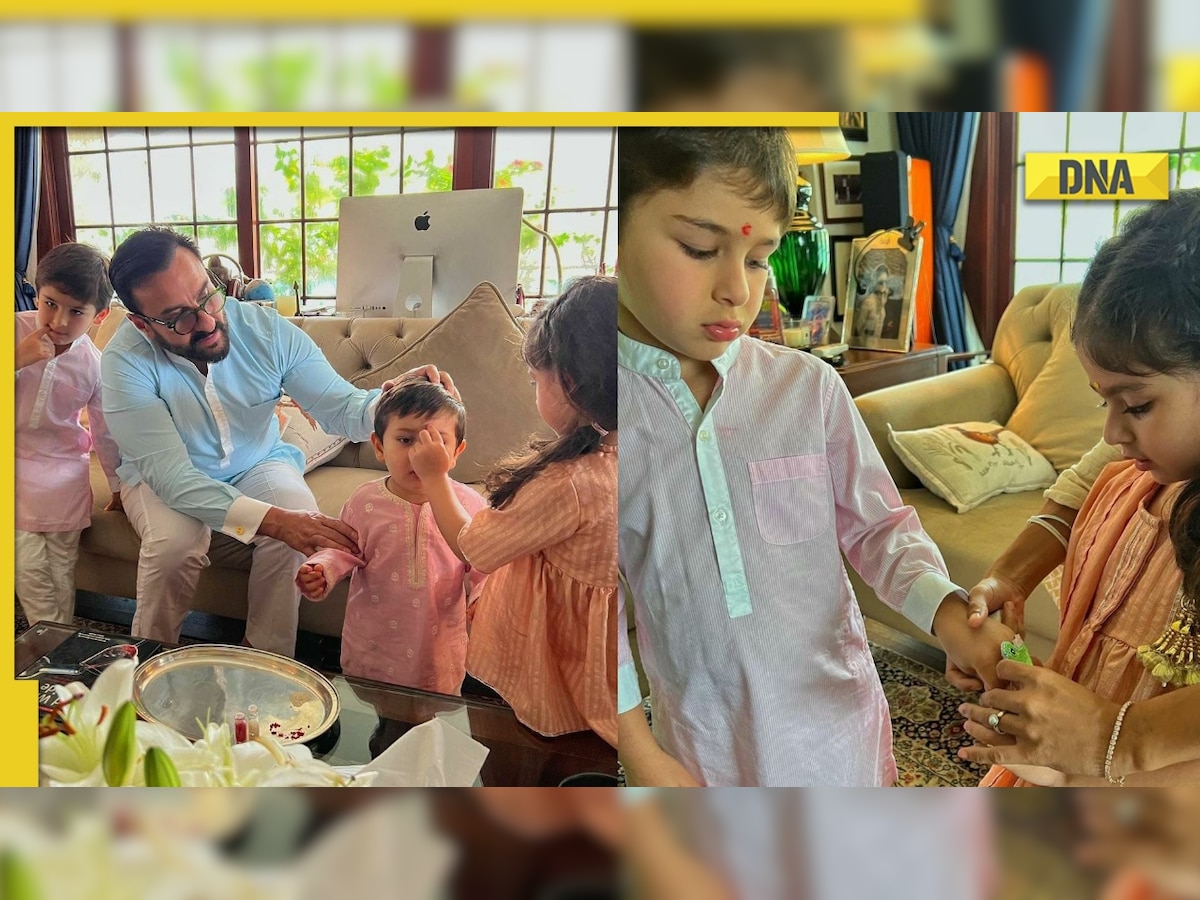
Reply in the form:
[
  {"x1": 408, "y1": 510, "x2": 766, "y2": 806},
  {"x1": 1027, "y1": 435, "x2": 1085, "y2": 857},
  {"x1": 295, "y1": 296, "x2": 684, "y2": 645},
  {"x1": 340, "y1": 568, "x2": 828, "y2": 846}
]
[{"x1": 860, "y1": 151, "x2": 910, "y2": 235}]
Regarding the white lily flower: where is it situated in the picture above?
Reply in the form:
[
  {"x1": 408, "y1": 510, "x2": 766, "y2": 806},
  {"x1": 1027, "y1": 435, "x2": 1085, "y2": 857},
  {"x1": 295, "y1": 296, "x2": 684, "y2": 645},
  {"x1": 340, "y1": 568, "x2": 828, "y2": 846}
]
[
  {"x1": 38, "y1": 658, "x2": 137, "y2": 786},
  {"x1": 39, "y1": 657, "x2": 378, "y2": 788}
]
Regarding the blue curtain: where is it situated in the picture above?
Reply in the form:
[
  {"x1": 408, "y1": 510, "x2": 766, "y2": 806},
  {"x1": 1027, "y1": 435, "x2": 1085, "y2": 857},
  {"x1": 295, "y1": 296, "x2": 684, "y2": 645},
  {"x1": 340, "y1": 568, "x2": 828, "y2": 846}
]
[
  {"x1": 897, "y1": 113, "x2": 977, "y2": 366},
  {"x1": 15, "y1": 127, "x2": 39, "y2": 311}
]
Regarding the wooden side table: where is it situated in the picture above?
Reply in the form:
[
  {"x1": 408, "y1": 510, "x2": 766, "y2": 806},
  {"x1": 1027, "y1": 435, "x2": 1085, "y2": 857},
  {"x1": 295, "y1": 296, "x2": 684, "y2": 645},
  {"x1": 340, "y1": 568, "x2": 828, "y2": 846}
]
[{"x1": 831, "y1": 342, "x2": 952, "y2": 397}]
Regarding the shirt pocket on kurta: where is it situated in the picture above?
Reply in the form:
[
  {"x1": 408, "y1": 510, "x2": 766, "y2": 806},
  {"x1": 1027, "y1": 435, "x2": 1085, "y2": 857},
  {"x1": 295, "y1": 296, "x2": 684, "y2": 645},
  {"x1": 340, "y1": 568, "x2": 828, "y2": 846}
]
[{"x1": 748, "y1": 454, "x2": 830, "y2": 545}]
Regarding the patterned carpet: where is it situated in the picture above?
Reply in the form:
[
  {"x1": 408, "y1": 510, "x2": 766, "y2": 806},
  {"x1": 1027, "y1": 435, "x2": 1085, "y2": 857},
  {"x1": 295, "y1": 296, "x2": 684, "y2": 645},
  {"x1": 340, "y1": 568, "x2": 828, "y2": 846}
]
[
  {"x1": 621, "y1": 640, "x2": 988, "y2": 788},
  {"x1": 874, "y1": 642, "x2": 990, "y2": 786}
]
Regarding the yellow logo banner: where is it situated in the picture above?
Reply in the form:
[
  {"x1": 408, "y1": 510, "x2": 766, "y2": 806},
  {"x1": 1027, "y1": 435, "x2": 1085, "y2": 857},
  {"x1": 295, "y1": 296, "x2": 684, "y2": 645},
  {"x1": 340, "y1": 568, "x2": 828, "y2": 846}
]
[{"x1": 1025, "y1": 153, "x2": 1169, "y2": 201}]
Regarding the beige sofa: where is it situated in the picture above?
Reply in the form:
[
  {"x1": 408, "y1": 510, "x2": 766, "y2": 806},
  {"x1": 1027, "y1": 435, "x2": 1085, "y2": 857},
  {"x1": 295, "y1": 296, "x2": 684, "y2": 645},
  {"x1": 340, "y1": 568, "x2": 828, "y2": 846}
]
[
  {"x1": 77, "y1": 283, "x2": 548, "y2": 638},
  {"x1": 850, "y1": 283, "x2": 1107, "y2": 660}
]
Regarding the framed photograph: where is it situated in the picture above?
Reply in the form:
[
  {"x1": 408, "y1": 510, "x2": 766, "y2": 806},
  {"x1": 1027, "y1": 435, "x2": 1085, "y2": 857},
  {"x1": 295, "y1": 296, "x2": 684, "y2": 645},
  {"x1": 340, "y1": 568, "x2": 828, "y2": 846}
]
[
  {"x1": 800, "y1": 295, "x2": 834, "y2": 346},
  {"x1": 830, "y1": 237, "x2": 855, "y2": 316},
  {"x1": 839, "y1": 112, "x2": 868, "y2": 142},
  {"x1": 821, "y1": 159, "x2": 863, "y2": 223},
  {"x1": 843, "y1": 230, "x2": 924, "y2": 353}
]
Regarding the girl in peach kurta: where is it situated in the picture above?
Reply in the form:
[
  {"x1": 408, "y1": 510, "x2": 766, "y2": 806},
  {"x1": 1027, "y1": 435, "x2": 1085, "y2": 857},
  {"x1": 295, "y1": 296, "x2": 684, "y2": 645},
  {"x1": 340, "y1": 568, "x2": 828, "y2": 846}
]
[
  {"x1": 978, "y1": 192, "x2": 1200, "y2": 788},
  {"x1": 412, "y1": 276, "x2": 618, "y2": 747},
  {"x1": 981, "y1": 461, "x2": 1182, "y2": 787}
]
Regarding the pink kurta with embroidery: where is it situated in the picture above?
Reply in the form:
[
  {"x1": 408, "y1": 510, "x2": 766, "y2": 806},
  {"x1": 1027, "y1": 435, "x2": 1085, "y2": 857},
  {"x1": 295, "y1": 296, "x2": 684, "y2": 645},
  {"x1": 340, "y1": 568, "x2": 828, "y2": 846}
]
[
  {"x1": 15, "y1": 310, "x2": 121, "y2": 533},
  {"x1": 461, "y1": 447, "x2": 617, "y2": 747},
  {"x1": 302, "y1": 478, "x2": 487, "y2": 694}
]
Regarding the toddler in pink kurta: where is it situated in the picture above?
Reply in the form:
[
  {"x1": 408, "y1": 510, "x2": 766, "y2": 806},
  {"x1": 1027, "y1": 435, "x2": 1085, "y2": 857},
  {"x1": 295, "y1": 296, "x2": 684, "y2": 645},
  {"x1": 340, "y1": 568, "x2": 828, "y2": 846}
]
[
  {"x1": 301, "y1": 477, "x2": 487, "y2": 694},
  {"x1": 298, "y1": 375, "x2": 487, "y2": 694}
]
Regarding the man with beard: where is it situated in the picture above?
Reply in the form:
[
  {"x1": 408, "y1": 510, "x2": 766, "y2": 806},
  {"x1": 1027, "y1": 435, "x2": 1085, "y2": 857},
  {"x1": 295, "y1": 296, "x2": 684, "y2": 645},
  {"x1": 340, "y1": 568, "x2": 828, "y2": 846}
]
[{"x1": 102, "y1": 227, "x2": 384, "y2": 656}]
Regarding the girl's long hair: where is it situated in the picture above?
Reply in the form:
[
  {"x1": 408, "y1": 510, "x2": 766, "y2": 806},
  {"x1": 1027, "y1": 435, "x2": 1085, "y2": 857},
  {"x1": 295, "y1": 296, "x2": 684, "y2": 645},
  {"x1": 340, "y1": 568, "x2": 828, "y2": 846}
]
[
  {"x1": 1072, "y1": 189, "x2": 1200, "y2": 599},
  {"x1": 485, "y1": 276, "x2": 617, "y2": 510}
]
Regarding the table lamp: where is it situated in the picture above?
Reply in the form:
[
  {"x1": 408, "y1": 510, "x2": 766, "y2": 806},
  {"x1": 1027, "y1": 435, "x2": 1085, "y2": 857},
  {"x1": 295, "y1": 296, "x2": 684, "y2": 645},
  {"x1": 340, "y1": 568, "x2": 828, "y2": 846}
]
[{"x1": 769, "y1": 126, "x2": 851, "y2": 318}]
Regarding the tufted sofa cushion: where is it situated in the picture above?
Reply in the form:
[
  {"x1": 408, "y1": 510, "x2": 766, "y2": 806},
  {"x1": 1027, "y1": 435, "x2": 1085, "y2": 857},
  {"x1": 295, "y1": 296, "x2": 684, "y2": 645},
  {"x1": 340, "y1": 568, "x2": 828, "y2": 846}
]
[{"x1": 995, "y1": 283, "x2": 1107, "y2": 471}]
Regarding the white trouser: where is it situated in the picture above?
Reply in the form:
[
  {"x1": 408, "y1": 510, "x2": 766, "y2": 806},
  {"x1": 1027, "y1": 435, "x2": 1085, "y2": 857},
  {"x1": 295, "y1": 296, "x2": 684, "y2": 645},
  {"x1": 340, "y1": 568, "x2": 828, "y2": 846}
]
[
  {"x1": 15, "y1": 528, "x2": 83, "y2": 626},
  {"x1": 121, "y1": 459, "x2": 317, "y2": 656}
]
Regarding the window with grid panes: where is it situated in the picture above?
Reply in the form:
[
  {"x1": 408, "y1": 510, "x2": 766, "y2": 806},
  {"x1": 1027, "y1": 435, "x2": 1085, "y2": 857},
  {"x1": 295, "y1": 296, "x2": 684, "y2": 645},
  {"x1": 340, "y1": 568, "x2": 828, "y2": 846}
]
[
  {"x1": 66, "y1": 126, "x2": 240, "y2": 267},
  {"x1": 63, "y1": 125, "x2": 617, "y2": 312},
  {"x1": 493, "y1": 127, "x2": 617, "y2": 299},
  {"x1": 251, "y1": 126, "x2": 457, "y2": 311},
  {"x1": 1014, "y1": 113, "x2": 1200, "y2": 294}
]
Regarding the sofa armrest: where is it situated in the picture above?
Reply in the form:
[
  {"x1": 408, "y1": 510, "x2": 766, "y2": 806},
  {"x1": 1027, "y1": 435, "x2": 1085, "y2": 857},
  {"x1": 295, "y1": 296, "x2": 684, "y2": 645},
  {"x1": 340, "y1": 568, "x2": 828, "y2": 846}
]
[{"x1": 854, "y1": 362, "x2": 1019, "y2": 487}]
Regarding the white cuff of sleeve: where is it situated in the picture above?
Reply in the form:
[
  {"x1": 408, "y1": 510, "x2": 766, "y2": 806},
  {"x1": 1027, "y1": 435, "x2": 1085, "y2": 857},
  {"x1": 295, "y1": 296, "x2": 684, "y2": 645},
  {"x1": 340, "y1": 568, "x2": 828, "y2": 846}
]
[
  {"x1": 903, "y1": 570, "x2": 967, "y2": 635},
  {"x1": 221, "y1": 496, "x2": 272, "y2": 544},
  {"x1": 618, "y1": 662, "x2": 644, "y2": 715}
]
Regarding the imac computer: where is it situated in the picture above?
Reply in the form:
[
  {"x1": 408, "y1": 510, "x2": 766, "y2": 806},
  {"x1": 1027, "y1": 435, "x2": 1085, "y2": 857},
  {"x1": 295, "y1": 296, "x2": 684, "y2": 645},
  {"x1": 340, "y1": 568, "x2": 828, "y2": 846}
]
[{"x1": 334, "y1": 187, "x2": 525, "y2": 318}]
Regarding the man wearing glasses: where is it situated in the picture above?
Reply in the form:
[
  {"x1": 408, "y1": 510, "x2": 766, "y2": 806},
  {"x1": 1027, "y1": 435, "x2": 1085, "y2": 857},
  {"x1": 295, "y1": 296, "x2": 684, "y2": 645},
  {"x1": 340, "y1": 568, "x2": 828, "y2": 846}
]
[{"x1": 101, "y1": 226, "x2": 427, "y2": 657}]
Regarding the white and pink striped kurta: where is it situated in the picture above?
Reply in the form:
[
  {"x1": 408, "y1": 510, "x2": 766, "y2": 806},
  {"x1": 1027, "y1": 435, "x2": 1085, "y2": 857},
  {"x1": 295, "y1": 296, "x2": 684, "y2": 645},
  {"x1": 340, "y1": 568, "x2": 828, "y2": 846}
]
[
  {"x1": 617, "y1": 333, "x2": 963, "y2": 786},
  {"x1": 15, "y1": 310, "x2": 121, "y2": 533}
]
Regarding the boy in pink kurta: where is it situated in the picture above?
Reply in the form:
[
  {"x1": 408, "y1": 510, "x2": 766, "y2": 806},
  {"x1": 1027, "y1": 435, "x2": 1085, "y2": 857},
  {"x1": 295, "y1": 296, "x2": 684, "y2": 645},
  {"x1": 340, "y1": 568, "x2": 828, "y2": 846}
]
[
  {"x1": 15, "y1": 243, "x2": 121, "y2": 626},
  {"x1": 297, "y1": 376, "x2": 486, "y2": 695}
]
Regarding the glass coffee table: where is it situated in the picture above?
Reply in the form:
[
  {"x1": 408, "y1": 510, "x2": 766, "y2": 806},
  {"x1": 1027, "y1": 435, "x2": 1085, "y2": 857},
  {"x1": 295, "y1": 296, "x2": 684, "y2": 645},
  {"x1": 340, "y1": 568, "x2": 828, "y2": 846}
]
[{"x1": 17, "y1": 622, "x2": 616, "y2": 787}]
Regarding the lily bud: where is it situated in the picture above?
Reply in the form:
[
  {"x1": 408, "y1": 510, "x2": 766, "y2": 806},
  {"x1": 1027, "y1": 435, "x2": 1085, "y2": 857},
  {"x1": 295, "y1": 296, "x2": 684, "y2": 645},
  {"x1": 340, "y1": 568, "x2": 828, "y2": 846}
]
[
  {"x1": 143, "y1": 746, "x2": 182, "y2": 787},
  {"x1": 0, "y1": 849, "x2": 43, "y2": 900},
  {"x1": 102, "y1": 701, "x2": 138, "y2": 786}
]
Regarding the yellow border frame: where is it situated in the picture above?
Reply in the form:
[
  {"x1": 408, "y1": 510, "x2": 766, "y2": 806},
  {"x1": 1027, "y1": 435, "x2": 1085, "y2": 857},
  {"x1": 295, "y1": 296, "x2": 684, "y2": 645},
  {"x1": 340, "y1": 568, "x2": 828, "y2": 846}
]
[{"x1": 0, "y1": 3, "x2": 920, "y2": 23}]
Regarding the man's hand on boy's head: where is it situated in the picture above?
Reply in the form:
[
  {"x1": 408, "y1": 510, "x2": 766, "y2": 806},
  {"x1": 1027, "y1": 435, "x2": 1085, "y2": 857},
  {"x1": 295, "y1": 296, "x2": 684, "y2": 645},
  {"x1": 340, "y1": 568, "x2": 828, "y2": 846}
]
[
  {"x1": 410, "y1": 427, "x2": 454, "y2": 481},
  {"x1": 15, "y1": 323, "x2": 56, "y2": 370},
  {"x1": 934, "y1": 594, "x2": 1016, "y2": 694},
  {"x1": 382, "y1": 365, "x2": 461, "y2": 401}
]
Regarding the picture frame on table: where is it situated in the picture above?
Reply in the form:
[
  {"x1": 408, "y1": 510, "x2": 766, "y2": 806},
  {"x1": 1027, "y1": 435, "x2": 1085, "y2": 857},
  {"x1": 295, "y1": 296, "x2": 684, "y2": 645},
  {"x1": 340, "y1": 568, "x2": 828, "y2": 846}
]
[
  {"x1": 839, "y1": 112, "x2": 869, "y2": 142},
  {"x1": 821, "y1": 159, "x2": 863, "y2": 223},
  {"x1": 843, "y1": 230, "x2": 924, "y2": 353},
  {"x1": 800, "y1": 295, "x2": 833, "y2": 346},
  {"x1": 830, "y1": 237, "x2": 855, "y2": 316}
]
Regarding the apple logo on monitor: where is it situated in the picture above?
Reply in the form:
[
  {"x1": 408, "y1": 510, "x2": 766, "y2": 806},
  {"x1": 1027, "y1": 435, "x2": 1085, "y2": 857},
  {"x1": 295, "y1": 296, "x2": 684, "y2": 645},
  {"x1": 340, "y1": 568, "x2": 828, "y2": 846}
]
[{"x1": 414, "y1": 211, "x2": 431, "y2": 231}]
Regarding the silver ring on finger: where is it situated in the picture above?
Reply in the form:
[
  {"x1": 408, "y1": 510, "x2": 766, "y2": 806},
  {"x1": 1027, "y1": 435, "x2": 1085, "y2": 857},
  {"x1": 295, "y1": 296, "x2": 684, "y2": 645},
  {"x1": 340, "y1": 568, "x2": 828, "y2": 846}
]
[{"x1": 987, "y1": 710, "x2": 1008, "y2": 735}]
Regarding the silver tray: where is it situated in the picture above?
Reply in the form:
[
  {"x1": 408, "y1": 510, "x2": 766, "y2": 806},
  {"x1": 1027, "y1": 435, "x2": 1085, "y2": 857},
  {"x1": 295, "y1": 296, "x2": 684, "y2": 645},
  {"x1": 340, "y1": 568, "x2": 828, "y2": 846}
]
[{"x1": 132, "y1": 644, "x2": 340, "y2": 744}]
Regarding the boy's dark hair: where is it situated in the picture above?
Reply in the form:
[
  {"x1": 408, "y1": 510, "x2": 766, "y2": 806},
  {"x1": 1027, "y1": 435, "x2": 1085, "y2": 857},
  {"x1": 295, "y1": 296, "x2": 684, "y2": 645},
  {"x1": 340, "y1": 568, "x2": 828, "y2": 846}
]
[
  {"x1": 618, "y1": 128, "x2": 797, "y2": 231},
  {"x1": 485, "y1": 275, "x2": 617, "y2": 510},
  {"x1": 109, "y1": 226, "x2": 204, "y2": 315},
  {"x1": 35, "y1": 242, "x2": 112, "y2": 313},
  {"x1": 1072, "y1": 188, "x2": 1200, "y2": 601},
  {"x1": 373, "y1": 375, "x2": 466, "y2": 445}
]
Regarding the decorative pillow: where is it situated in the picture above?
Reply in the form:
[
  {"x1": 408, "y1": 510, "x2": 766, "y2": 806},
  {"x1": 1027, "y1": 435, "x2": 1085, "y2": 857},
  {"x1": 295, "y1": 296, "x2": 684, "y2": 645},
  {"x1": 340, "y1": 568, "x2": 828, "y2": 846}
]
[
  {"x1": 278, "y1": 397, "x2": 351, "y2": 473},
  {"x1": 351, "y1": 281, "x2": 551, "y2": 483},
  {"x1": 887, "y1": 420, "x2": 1057, "y2": 513}
]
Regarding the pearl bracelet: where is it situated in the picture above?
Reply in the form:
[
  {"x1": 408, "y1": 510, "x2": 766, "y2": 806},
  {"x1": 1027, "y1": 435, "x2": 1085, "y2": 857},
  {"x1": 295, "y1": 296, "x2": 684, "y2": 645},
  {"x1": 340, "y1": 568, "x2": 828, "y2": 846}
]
[{"x1": 1104, "y1": 700, "x2": 1134, "y2": 786}]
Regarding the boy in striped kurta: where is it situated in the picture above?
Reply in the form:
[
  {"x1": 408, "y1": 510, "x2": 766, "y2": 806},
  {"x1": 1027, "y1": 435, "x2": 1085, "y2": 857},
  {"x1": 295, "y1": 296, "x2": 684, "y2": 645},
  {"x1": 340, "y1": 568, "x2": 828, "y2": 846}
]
[{"x1": 616, "y1": 128, "x2": 1015, "y2": 786}]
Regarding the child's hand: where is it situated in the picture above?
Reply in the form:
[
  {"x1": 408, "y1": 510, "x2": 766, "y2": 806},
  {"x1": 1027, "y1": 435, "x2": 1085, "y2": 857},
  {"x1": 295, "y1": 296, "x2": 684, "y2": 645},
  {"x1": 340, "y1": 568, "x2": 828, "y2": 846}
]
[
  {"x1": 297, "y1": 562, "x2": 329, "y2": 600},
  {"x1": 104, "y1": 490, "x2": 123, "y2": 513},
  {"x1": 1001, "y1": 763, "x2": 1068, "y2": 786},
  {"x1": 410, "y1": 426, "x2": 454, "y2": 481},
  {"x1": 934, "y1": 595, "x2": 1016, "y2": 693},
  {"x1": 16, "y1": 324, "x2": 55, "y2": 370}
]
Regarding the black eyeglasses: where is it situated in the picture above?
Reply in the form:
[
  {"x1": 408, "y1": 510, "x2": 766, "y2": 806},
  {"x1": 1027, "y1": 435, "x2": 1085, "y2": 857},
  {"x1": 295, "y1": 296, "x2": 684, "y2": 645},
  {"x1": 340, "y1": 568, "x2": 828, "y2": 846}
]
[{"x1": 134, "y1": 283, "x2": 228, "y2": 335}]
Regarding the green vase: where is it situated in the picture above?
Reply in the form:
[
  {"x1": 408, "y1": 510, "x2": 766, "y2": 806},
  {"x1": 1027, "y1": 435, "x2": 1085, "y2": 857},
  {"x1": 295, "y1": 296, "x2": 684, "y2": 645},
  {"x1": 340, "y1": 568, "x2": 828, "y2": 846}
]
[{"x1": 769, "y1": 180, "x2": 830, "y2": 319}]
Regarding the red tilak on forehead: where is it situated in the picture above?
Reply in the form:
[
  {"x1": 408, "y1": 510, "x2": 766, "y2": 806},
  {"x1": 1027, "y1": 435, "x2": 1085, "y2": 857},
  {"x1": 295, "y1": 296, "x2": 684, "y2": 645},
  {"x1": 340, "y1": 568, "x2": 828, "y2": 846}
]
[{"x1": 741, "y1": 223, "x2": 752, "y2": 235}]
